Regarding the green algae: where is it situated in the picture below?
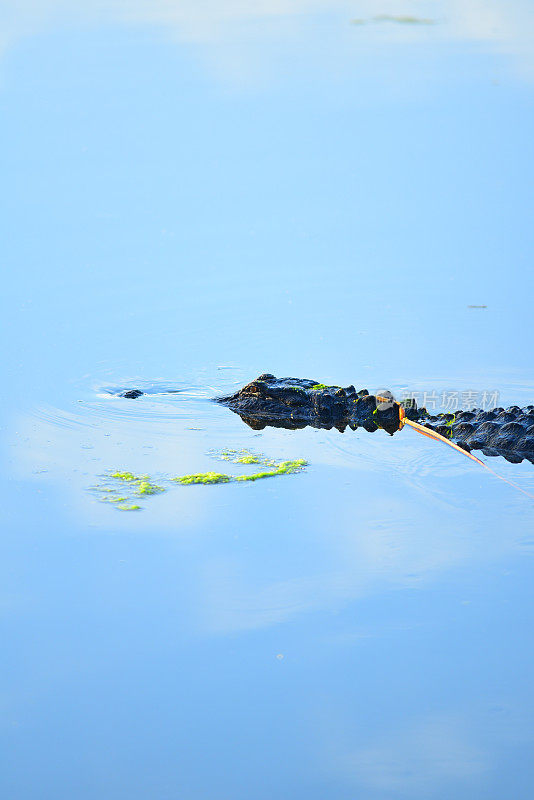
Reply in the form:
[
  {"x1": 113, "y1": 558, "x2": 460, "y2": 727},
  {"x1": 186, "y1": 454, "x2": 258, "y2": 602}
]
[
  {"x1": 173, "y1": 451, "x2": 307, "y2": 486},
  {"x1": 235, "y1": 470, "x2": 278, "y2": 482},
  {"x1": 95, "y1": 493, "x2": 141, "y2": 511},
  {"x1": 173, "y1": 472, "x2": 231, "y2": 485},
  {"x1": 278, "y1": 458, "x2": 307, "y2": 473},
  {"x1": 235, "y1": 459, "x2": 307, "y2": 482},
  {"x1": 219, "y1": 448, "x2": 250, "y2": 462},
  {"x1": 90, "y1": 449, "x2": 308, "y2": 510},
  {"x1": 137, "y1": 480, "x2": 164, "y2": 495},
  {"x1": 109, "y1": 471, "x2": 164, "y2": 496},
  {"x1": 310, "y1": 383, "x2": 341, "y2": 391},
  {"x1": 110, "y1": 471, "x2": 142, "y2": 481},
  {"x1": 90, "y1": 469, "x2": 166, "y2": 511},
  {"x1": 217, "y1": 448, "x2": 277, "y2": 467}
]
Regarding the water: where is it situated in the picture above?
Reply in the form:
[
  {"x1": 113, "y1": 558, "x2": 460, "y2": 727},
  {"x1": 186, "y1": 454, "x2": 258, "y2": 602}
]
[{"x1": 1, "y1": 3, "x2": 534, "y2": 798}]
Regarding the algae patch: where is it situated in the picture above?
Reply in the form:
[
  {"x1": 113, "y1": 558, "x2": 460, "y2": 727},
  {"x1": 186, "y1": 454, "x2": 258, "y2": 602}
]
[
  {"x1": 216, "y1": 448, "x2": 277, "y2": 467},
  {"x1": 173, "y1": 450, "x2": 307, "y2": 486},
  {"x1": 174, "y1": 472, "x2": 231, "y2": 485},
  {"x1": 110, "y1": 472, "x2": 164, "y2": 495},
  {"x1": 90, "y1": 470, "x2": 165, "y2": 511},
  {"x1": 137, "y1": 480, "x2": 164, "y2": 495},
  {"x1": 109, "y1": 471, "x2": 139, "y2": 481},
  {"x1": 310, "y1": 383, "x2": 341, "y2": 391},
  {"x1": 90, "y1": 450, "x2": 308, "y2": 511},
  {"x1": 235, "y1": 459, "x2": 307, "y2": 482}
]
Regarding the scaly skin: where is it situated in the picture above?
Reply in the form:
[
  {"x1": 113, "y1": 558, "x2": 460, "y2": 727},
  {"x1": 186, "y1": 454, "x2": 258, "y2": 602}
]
[
  {"x1": 216, "y1": 374, "x2": 534, "y2": 463},
  {"x1": 117, "y1": 375, "x2": 534, "y2": 463}
]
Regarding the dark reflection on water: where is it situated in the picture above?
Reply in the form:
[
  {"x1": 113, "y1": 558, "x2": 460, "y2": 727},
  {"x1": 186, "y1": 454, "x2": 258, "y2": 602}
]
[{"x1": 2, "y1": 3, "x2": 534, "y2": 799}]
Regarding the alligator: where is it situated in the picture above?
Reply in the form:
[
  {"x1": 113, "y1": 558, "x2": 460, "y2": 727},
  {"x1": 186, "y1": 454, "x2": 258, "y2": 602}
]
[
  {"x1": 118, "y1": 375, "x2": 534, "y2": 464},
  {"x1": 215, "y1": 374, "x2": 534, "y2": 464}
]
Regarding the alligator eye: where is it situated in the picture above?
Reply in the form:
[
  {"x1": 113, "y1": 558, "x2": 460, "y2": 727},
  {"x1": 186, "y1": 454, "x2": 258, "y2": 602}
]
[{"x1": 242, "y1": 381, "x2": 267, "y2": 396}]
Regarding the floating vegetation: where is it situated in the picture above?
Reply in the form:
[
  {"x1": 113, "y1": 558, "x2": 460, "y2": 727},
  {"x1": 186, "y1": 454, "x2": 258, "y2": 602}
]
[
  {"x1": 89, "y1": 450, "x2": 308, "y2": 509},
  {"x1": 173, "y1": 450, "x2": 307, "y2": 486},
  {"x1": 110, "y1": 472, "x2": 165, "y2": 495},
  {"x1": 234, "y1": 455, "x2": 262, "y2": 464},
  {"x1": 90, "y1": 471, "x2": 165, "y2": 511},
  {"x1": 216, "y1": 448, "x2": 277, "y2": 466},
  {"x1": 137, "y1": 480, "x2": 164, "y2": 495},
  {"x1": 352, "y1": 15, "x2": 436, "y2": 26},
  {"x1": 237, "y1": 460, "x2": 307, "y2": 481},
  {"x1": 175, "y1": 472, "x2": 231, "y2": 485}
]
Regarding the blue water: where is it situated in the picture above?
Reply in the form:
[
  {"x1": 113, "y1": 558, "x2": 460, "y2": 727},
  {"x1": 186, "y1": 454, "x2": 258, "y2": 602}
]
[{"x1": 1, "y1": 4, "x2": 534, "y2": 798}]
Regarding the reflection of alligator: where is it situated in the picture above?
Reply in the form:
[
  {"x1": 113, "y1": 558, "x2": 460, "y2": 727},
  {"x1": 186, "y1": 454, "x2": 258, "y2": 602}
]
[{"x1": 217, "y1": 374, "x2": 534, "y2": 464}]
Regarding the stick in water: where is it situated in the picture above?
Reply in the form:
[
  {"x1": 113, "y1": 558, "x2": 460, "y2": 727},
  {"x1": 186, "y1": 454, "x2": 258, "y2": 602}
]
[
  {"x1": 402, "y1": 415, "x2": 534, "y2": 500},
  {"x1": 374, "y1": 395, "x2": 533, "y2": 499}
]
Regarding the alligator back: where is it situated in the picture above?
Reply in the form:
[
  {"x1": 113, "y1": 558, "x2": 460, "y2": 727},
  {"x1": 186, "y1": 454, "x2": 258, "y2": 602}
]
[{"x1": 218, "y1": 374, "x2": 534, "y2": 463}]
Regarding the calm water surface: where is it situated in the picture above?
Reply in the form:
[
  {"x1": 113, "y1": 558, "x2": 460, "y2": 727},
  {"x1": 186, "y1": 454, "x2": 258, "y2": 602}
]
[{"x1": 2, "y1": 2, "x2": 534, "y2": 798}]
